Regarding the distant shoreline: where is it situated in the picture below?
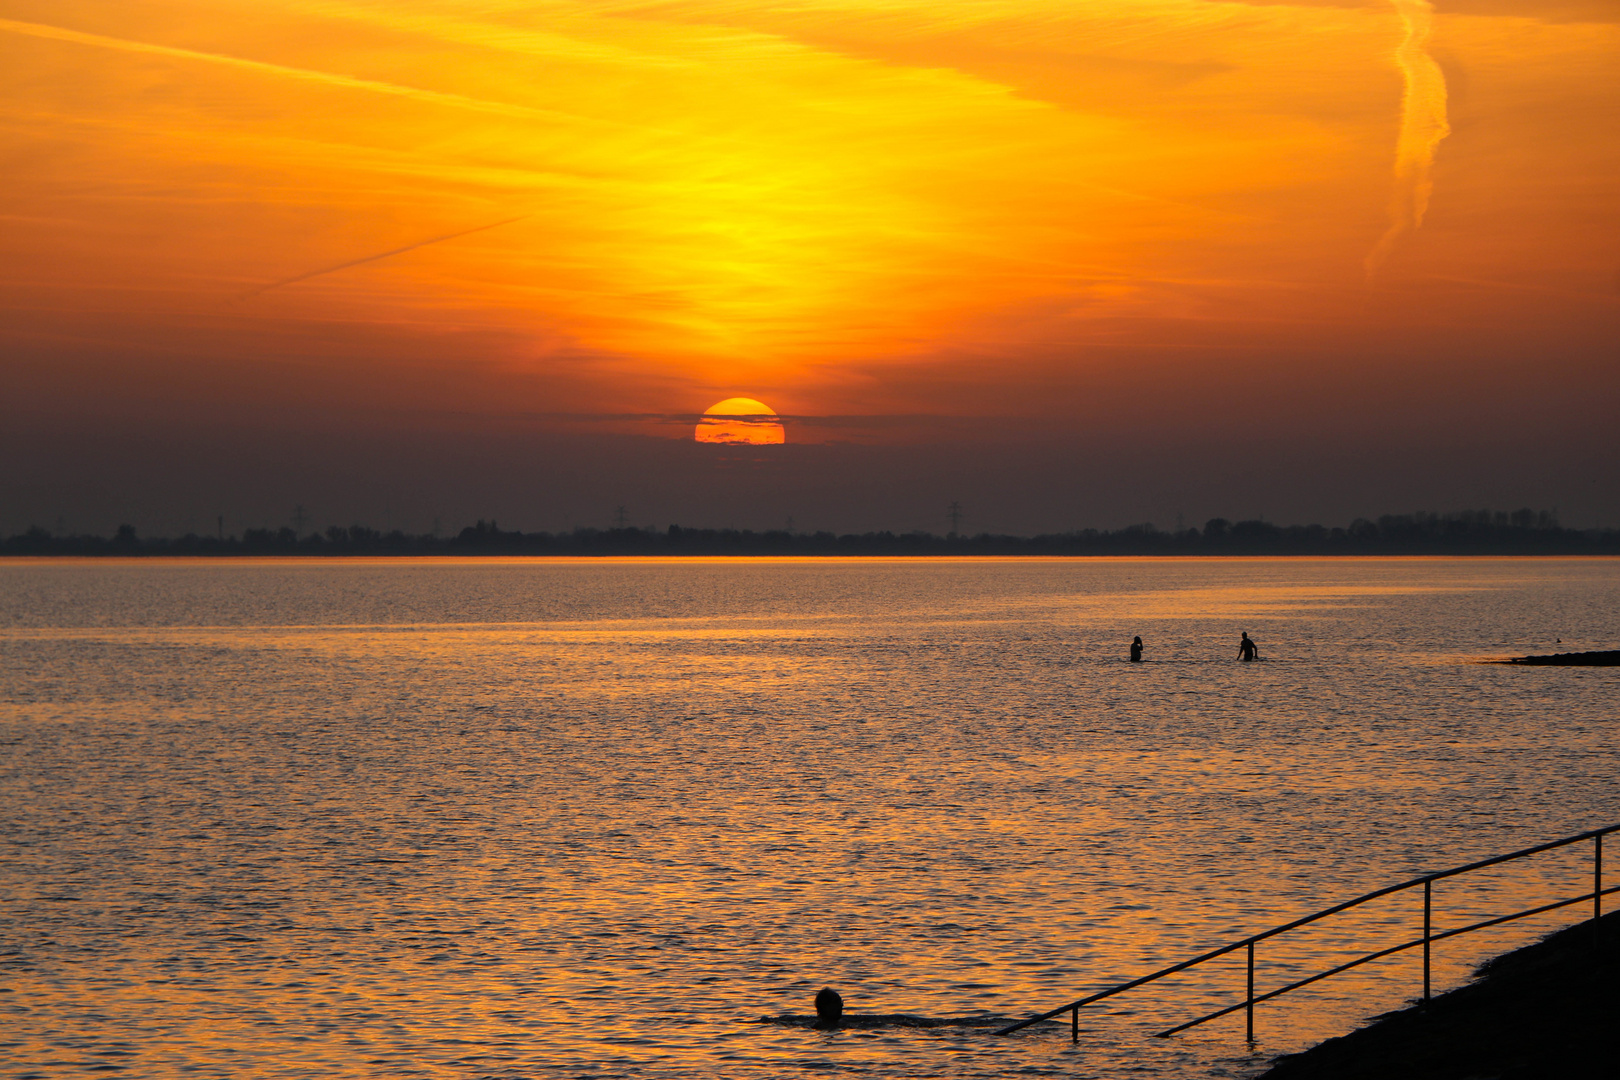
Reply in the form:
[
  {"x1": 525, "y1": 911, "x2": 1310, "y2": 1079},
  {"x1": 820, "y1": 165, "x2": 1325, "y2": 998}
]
[{"x1": 6, "y1": 513, "x2": 1619, "y2": 559}]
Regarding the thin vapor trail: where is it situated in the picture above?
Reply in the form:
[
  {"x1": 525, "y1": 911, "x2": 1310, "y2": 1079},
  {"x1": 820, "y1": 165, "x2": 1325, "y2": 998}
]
[
  {"x1": 0, "y1": 18, "x2": 618, "y2": 129},
  {"x1": 239, "y1": 217, "x2": 527, "y2": 298},
  {"x1": 1365, "y1": 0, "x2": 1449, "y2": 278}
]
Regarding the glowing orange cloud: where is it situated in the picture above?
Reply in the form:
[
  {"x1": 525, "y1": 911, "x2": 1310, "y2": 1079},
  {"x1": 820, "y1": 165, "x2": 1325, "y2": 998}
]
[{"x1": 0, "y1": 0, "x2": 1615, "y2": 432}]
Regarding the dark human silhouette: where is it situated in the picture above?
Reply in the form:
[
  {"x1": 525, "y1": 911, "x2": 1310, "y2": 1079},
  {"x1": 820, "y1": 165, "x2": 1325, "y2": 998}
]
[
  {"x1": 814, "y1": 987, "x2": 844, "y2": 1029},
  {"x1": 1239, "y1": 632, "x2": 1259, "y2": 661},
  {"x1": 1130, "y1": 636, "x2": 1143, "y2": 662}
]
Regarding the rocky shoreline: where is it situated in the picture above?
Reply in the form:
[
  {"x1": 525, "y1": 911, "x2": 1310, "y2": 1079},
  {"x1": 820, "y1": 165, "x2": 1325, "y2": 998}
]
[{"x1": 1258, "y1": 911, "x2": 1619, "y2": 1079}]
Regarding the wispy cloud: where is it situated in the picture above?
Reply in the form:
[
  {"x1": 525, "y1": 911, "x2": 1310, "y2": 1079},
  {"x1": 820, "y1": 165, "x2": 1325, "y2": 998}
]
[
  {"x1": 239, "y1": 217, "x2": 527, "y2": 298},
  {"x1": 1365, "y1": 0, "x2": 1450, "y2": 277},
  {"x1": 0, "y1": 17, "x2": 604, "y2": 127},
  {"x1": 5, "y1": 0, "x2": 1611, "y2": 429},
  {"x1": 520, "y1": 412, "x2": 999, "y2": 430}
]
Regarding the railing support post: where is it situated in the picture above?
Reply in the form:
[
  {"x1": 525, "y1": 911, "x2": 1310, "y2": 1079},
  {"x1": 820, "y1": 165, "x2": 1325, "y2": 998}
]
[
  {"x1": 1596, "y1": 834, "x2": 1603, "y2": 924},
  {"x1": 1422, "y1": 880, "x2": 1432, "y2": 1002},
  {"x1": 1596, "y1": 834, "x2": 1605, "y2": 959},
  {"x1": 1071, "y1": 1004, "x2": 1079, "y2": 1043},
  {"x1": 1246, "y1": 940, "x2": 1255, "y2": 1042}
]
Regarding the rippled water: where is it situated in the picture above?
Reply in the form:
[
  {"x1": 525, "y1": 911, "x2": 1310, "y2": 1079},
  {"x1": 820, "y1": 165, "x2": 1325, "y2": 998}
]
[{"x1": 2, "y1": 557, "x2": 1617, "y2": 1079}]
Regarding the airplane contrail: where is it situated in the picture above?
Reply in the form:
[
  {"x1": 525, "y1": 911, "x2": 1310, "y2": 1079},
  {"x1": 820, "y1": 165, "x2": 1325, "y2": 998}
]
[
  {"x1": 0, "y1": 17, "x2": 609, "y2": 128},
  {"x1": 1365, "y1": 0, "x2": 1449, "y2": 278},
  {"x1": 239, "y1": 216, "x2": 527, "y2": 298}
]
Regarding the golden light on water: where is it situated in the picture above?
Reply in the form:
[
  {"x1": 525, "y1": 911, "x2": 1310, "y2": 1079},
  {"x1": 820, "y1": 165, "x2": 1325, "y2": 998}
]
[
  {"x1": 5, "y1": 559, "x2": 1619, "y2": 1076},
  {"x1": 695, "y1": 397, "x2": 786, "y2": 445}
]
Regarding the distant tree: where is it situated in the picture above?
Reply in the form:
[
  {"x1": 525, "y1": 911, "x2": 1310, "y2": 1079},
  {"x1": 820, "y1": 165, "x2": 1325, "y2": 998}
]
[{"x1": 1232, "y1": 520, "x2": 1281, "y2": 545}]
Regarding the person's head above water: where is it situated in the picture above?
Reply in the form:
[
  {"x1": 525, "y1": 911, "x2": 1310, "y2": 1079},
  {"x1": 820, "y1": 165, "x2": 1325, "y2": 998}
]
[
  {"x1": 1133, "y1": 636, "x2": 1142, "y2": 645},
  {"x1": 814, "y1": 987, "x2": 844, "y2": 1029}
]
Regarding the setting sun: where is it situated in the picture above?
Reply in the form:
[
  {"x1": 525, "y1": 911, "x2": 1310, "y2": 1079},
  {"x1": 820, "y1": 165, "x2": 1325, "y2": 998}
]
[{"x1": 694, "y1": 397, "x2": 786, "y2": 445}]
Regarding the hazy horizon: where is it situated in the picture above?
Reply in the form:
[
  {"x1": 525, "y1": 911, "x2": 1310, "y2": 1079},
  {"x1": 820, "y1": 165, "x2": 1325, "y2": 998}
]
[{"x1": 4, "y1": 0, "x2": 1617, "y2": 537}]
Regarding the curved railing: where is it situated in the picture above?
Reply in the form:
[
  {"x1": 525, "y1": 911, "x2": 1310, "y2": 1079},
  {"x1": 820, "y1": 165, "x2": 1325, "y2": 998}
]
[{"x1": 995, "y1": 824, "x2": 1617, "y2": 1041}]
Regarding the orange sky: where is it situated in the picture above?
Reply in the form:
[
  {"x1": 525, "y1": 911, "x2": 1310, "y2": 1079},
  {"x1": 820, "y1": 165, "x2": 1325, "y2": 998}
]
[{"x1": 3, "y1": 0, "x2": 1618, "y2": 532}]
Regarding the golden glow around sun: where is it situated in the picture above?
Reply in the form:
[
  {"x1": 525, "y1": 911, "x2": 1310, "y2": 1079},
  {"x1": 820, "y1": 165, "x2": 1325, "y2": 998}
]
[
  {"x1": 695, "y1": 397, "x2": 786, "y2": 445},
  {"x1": 2, "y1": 0, "x2": 1616, "y2": 440}
]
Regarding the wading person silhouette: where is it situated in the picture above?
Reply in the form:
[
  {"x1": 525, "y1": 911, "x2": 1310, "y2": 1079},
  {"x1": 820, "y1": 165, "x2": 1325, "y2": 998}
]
[
  {"x1": 1238, "y1": 631, "x2": 1259, "y2": 661},
  {"x1": 1130, "y1": 636, "x2": 1143, "y2": 662},
  {"x1": 814, "y1": 987, "x2": 844, "y2": 1029}
]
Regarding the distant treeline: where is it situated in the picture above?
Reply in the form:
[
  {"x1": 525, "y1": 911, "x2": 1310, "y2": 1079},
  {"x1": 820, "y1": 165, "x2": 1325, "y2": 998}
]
[{"x1": 5, "y1": 510, "x2": 1619, "y2": 556}]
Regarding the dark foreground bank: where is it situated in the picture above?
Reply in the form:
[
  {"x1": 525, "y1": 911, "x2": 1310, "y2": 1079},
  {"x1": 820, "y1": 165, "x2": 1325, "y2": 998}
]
[{"x1": 1260, "y1": 911, "x2": 1620, "y2": 1080}]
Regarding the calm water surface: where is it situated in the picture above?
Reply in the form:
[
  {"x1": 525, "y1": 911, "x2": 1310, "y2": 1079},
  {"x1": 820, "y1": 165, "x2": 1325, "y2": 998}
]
[{"x1": 2, "y1": 557, "x2": 1617, "y2": 1079}]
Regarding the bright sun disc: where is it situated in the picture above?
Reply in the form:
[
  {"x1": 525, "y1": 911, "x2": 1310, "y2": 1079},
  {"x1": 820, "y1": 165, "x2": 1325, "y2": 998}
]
[{"x1": 695, "y1": 397, "x2": 786, "y2": 445}]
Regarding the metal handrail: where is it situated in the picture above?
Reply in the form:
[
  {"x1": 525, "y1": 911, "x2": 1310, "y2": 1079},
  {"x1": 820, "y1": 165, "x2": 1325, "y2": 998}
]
[{"x1": 995, "y1": 823, "x2": 1617, "y2": 1040}]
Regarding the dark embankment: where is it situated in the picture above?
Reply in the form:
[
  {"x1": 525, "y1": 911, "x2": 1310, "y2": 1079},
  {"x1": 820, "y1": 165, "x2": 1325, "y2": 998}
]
[
  {"x1": 1496, "y1": 650, "x2": 1620, "y2": 667},
  {"x1": 1259, "y1": 911, "x2": 1620, "y2": 1080}
]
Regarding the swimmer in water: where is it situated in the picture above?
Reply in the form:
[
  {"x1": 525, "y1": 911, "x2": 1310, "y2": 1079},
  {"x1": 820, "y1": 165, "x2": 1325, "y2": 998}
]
[
  {"x1": 1130, "y1": 636, "x2": 1143, "y2": 662},
  {"x1": 1238, "y1": 631, "x2": 1258, "y2": 661},
  {"x1": 814, "y1": 987, "x2": 844, "y2": 1029}
]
